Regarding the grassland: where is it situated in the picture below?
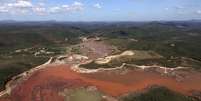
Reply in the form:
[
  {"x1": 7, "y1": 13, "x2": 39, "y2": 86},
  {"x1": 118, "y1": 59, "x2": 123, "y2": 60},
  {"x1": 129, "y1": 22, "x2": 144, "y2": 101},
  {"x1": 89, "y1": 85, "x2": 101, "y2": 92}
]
[{"x1": 61, "y1": 88, "x2": 102, "y2": 101}]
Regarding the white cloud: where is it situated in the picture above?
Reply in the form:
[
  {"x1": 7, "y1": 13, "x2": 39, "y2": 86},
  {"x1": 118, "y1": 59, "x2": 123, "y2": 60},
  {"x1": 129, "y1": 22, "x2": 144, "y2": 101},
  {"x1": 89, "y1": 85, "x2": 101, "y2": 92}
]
[
  {"x1": 0, "y1": 0, "x2": 33, "y2": 14},
  {"x1": 73, "y1": 1, "x2": 83, "y2": 6},
  {"x1": 49, "y1": 6, "x2": 62, "y2": 13},
  {"x1": 196, "y1": 10, "x2": 201, "y2": 14},
  {"x1": 62, "y1": 2, "x2": 84, "y2": 12},
  {"x1": 7, "y1": 0, "x2": 33, "y2": 8},
  {"x1": 0, "y1": 0, "x2": 84, "y2": 15},
  {"x1": 33, "y1": 6, "x2": 46, "y2": 15},
  {"x1": 0, "y1": 6, "x2": 9, "y2": 13},
  {"x1": 49, "y1": 2, "x2": 84, "y2": 14},
  {"x1": 93, "y1": 3, "x2": 102, "y2": 9},
  {"x1": 165, "y1": 8, "x2": 169, "y2": 11}
]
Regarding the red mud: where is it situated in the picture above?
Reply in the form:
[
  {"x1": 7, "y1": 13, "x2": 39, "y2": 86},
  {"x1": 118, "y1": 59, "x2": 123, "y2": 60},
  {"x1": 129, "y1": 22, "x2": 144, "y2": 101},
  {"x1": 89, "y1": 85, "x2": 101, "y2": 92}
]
[{"x1": 1, "y1": 64, "x2": 201, "y2": 101}]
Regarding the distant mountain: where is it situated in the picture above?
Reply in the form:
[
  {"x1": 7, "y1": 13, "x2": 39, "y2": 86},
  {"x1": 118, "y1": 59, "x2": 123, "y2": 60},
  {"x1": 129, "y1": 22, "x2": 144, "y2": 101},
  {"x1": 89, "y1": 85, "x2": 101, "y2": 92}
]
[
  {"x1": 0, "y1": 20, "x2": 17, "y2": 23},
  {"x1": 188, "y1": 19, "x2": 201, "y2": 23}
]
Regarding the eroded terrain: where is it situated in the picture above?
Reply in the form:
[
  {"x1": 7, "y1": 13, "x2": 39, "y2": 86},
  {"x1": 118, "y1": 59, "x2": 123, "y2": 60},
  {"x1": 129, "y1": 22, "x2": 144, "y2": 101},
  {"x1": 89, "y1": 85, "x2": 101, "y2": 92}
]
[{"x1": 0, "y1": 37, "x2": 201, "y2": 101}]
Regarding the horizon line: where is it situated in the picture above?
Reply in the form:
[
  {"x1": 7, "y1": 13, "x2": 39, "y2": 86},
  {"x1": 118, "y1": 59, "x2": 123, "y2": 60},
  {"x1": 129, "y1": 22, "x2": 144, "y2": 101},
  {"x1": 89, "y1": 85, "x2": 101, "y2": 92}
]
[{"x1": 0, "y1": 19, "x2": 201, "y2": 22}]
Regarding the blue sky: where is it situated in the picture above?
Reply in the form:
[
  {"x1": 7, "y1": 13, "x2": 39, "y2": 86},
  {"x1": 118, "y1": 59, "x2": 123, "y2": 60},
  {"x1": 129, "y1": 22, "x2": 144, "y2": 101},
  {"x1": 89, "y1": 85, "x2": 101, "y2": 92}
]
[{"x1": 0, "y1": 0, "x2": 201, "y2": 21}]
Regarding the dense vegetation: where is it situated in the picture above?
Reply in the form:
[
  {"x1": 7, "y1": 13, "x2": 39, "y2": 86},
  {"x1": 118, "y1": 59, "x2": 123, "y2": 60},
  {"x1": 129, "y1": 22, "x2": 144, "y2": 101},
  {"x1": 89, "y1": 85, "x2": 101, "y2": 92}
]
[
  {"x1": 0, "y1": 22, "x2": 85, "y2": 90},
  {"x1": 121, "y1": 87, "x2": 199, "y2": 101}
]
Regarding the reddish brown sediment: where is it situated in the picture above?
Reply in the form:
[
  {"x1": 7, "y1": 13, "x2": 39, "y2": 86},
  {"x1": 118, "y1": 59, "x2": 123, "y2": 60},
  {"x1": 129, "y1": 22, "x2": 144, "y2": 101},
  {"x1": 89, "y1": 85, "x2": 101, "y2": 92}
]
[
  {"x1": 9, "y1": 65, "x2": 87, "y2": 101},
  {"x1": 0, "y1": 64, "x2": 201, "y2": 101},
  {"x1": 81, "y1": 70, "x2": 201, "y2": 96}
]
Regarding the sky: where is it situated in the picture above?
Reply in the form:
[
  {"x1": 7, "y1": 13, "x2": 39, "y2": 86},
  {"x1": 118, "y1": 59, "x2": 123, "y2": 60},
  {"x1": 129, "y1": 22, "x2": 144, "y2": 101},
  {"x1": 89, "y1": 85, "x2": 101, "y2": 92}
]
[{"x1": 0, "y1": 0, "x2": 201, "y2": 21}]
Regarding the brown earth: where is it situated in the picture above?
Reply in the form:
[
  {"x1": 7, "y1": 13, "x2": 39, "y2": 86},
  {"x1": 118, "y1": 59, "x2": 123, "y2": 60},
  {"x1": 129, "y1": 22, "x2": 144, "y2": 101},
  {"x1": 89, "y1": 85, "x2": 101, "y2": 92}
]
[
  {"x1": 0, "y1": 64, "x2": 201, "y2": 101},
  {"x1": 79, "y1": 39, "x2": 116, "y2": 59}
]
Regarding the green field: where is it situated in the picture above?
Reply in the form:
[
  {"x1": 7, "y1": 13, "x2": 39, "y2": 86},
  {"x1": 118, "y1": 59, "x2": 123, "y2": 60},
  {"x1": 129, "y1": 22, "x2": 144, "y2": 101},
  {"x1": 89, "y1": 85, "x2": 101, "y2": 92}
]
[{"x1": 61, "y1": 88, "x2": 103, "y2": 101}]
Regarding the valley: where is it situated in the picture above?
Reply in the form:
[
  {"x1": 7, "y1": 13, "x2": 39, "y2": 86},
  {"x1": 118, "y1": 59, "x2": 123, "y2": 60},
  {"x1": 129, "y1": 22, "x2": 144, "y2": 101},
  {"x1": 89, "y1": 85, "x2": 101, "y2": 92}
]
[{"x1": 0, "y1": 21, "x2": 201, "y2": 101}]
